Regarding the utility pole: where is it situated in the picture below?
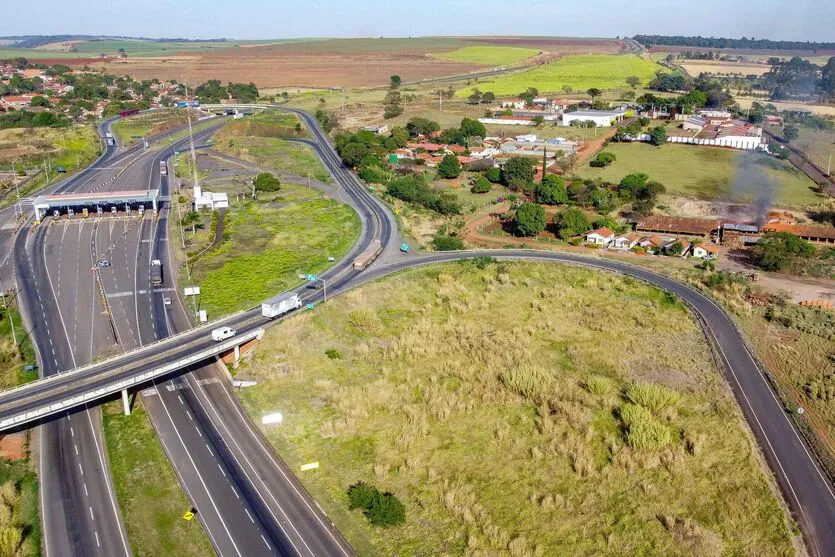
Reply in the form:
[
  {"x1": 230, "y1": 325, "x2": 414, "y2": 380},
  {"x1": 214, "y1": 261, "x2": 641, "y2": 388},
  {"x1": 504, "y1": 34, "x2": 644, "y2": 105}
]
[
  {"x1": 184, "y1": 84, "x2": 199, "y2": 189},
  {"x1": 439, "y1": 90, "x2": 443, "y2": 111},
  {"x1": 828, "y1": 153, "x2": 832, "y2": 176}
]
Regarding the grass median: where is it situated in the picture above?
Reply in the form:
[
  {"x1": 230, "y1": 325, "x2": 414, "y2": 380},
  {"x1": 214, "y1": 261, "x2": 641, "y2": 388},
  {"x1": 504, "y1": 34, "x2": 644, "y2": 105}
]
[
  {"x1": 237, "y1": 261, "x2": 797, "y2": 556},
  {"x1": 102, "y1": 400, "x2": 214, "y2": 557}
]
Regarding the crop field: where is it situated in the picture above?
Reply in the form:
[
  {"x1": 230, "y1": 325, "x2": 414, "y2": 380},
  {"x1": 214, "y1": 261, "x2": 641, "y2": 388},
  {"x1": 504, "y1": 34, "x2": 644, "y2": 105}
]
[
  {"x1": 432, "y1": 45, "x2": 540, "y2": 66},
  {"x1": 103, "y1": 401, "x2": 214, "y2": 557},
  {"x1": 191, "y1": 182, "x2": 359, "y2": 316},
  {"x1": 468, "y1": 37, "x2": 624, "y2": 54},
  {"x1": 679, "y1": 61, "x2": 770, "y2": 77},
  {"x1": 575, "y1": 142, "x2": 822, "y2": 207},
  {"x1": 238, "y1": 261, "x2": 794, "y2": 556},
  {"x1": 456, "y1": 55, "x2": 663, "y2": 97}
]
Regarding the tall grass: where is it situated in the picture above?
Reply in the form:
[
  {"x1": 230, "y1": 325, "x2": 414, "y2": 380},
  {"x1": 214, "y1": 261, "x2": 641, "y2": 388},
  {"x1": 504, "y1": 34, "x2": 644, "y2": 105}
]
[
  {"x1": 619, "y1": 403, "x2": 675, "y2": 451},
  {"x1": 625, "y1": 382, "x2": 681, "y2": 414}
]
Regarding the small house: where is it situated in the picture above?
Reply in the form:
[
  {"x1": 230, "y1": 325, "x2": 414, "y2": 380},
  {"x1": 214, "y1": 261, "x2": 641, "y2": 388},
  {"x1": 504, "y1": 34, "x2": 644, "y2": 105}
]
[
  {"x1": 586, "y1": 228, "x2": 615, "y2": 247},
  {"x1": 692, "y1": 244, "x2": 720, "y2": 259}
]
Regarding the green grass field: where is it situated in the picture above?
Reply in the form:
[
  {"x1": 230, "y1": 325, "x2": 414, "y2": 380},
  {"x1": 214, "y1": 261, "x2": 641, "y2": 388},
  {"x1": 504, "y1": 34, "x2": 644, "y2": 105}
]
[
  {"x1": 214, "y1": 137, "x2": 330, "y2": 183},
  {"x1": 777, "y1": 126, "x2": 835, "y2": 175},
  {"x1": 190, "y1": 182, "x2": 359, "y2": 316},
  {"x1": 0, "y1": 300, "x2": 37, "y2": 390},
  {"x1": 432, "y1": 45, "x2": 540, "y2": 66},
  {"x1": 456, "y1": 55, "x2": 663, "y2": 97},
  {"x1": 111, "y1": 110, "x2": 191, "y2": 144},
  {"x1": 576, "y1": 142, "x2": 823, "y2": 207},
  {"x1": 237, "y1": 261, "x2": 794, "y2": 556},
  {"x1": 103, "y1": 401, "x2": 214, "y2": 557}
]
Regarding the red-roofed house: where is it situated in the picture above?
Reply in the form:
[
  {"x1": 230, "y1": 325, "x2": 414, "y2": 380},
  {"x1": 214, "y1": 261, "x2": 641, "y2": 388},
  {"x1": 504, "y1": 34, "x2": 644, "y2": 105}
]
[
  {"x1": 0, "y1": 95, "x2": 33, "y2": 107},
  {"x1": 448, "y1": 144, "x2": 466, "y2": 154},
  {"x1": 586, "y1": 228, "x2": 615, "y2": 246},
  {"x1": 692, "y1": 243, "x2": 720, "y2": 259}
]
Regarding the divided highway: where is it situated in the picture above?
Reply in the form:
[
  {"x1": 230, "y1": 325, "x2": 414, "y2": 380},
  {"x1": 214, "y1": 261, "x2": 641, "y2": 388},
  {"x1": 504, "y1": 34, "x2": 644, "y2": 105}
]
[{"x1": 3, "y1": 103, "x2": 834, "y2": 556}]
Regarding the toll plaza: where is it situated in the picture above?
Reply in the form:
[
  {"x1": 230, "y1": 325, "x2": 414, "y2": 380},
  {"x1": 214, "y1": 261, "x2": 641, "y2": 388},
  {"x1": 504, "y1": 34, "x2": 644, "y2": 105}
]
[{"x1": 32, "y1": 189, "x2": 159, "y2": 222}]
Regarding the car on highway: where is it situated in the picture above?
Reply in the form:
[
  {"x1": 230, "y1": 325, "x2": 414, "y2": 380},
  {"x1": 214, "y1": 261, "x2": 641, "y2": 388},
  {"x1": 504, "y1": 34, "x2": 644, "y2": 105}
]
[
  {"x1": 98, "y1": 260, "x2": 111, "y2": 268},
  {"x1": 211, "y1": 327, "x2": 236, "y2": 341},
  {"x1": 163, "y1": 297, "x2": 171, "y2": 306}
]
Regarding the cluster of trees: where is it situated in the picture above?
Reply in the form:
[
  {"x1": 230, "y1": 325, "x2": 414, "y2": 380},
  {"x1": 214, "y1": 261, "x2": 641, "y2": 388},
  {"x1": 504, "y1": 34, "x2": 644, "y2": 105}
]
[
  {"x1": 514, "y1": 203, "x2": 619, "y2": 240},
  {"x1": 637, "y1": 76, "x2": 732, "y2": 110},
  {"x1": 761, "y1": 56, "x2": 835, "y2": 100},
  {"x1": 346, "y1": 482, "x2": 405, "y2": 527},
  {"x1": 633, "y1": 35, "x2": 835, "y2": 52},
  {"x1": 0, "y1": 110, "x2": 70, "y2": 130},
  {"x1": 616, "y1": 173, "x2": 666, "y2": 215},
  {"x1": 753, "y1": 231, "x2": 815, "y2": 271},
  {"x1": 387, "y1": 174, "x2": 460, "y2": 214},
  {"x1": 467, "y1": 88, "x2": 497, "y2": 105},
  {"x1": 435, "y1": 118, "x2": 487, "y2": 147},
  {"x1": 194, "y1": 80, "x2": 259, "y2": 103}
]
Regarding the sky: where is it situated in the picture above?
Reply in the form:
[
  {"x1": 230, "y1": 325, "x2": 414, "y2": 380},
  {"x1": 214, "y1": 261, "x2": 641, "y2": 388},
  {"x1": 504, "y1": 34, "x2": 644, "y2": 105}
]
[{"x1": 2, "y1": 0, "x2": 833, "y2": 42}]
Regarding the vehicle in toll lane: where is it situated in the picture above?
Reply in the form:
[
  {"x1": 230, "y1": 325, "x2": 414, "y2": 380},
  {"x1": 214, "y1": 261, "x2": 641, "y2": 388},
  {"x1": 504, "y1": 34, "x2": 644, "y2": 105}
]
[
  {"x1": 150, "y1": 259, "x2": 163, "y2": 286},
  {"x1": 160, "y1": 160, "x2": 168, "y2": 175},
  {"x1": 261, "y1": 292, "x2": 302, "y2": 318},
  {"x1": 211, "y1": 327, "x2": 236, "y2": 341}
]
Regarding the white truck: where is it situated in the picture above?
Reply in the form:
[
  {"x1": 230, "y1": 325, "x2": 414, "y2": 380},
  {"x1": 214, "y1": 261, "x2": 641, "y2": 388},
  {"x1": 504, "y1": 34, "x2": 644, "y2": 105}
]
[
  {"x1": 211, "y1": 327, "x2": 236, "y2": 342},
  {"x1": 261, "y1": 292, "x2": 302, "y2": 319}
]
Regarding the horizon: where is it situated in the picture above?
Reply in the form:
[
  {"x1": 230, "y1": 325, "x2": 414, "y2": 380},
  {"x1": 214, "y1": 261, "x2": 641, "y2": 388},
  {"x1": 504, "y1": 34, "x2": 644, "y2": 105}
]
[{"x1": 3, "y1": 0, "x2": 832, "y2": 43}]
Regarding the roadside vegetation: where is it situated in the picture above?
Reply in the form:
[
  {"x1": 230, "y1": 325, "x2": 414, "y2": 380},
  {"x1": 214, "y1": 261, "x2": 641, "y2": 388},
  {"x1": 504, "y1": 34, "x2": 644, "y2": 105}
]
[
  {"x1": 0, "y1": 125, "x2": 100, "y2": 203},
  {"x1": 238, "y1": 261, "x2": 795, "y2": 556},
  {"x1": 0, "y1": 299, "x2": 37, "y2": 390},
  {"x1": 432, "y1": 46, "x2": 540, "y2": 66},
  {"x1": 102, "y1": 401, "x2": 214, "y2": 557},
  {"x1": 177, "y1": 178, "x2": 359, "y2": 317},
  {"x1": 0, "y1": 459, "x2": 39, "y2": 557},
  {"x1": 110, "y1": 109, "x2": 196, "y2": 145},
  {"x1": 455, "y1": 55, "x2": 662, "y2": 97}
]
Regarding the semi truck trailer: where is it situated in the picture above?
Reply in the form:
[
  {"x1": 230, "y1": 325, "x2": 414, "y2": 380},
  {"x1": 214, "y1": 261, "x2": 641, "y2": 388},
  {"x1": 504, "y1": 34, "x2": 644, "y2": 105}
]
[{"x1": 353, "y1": 239, "x2": 382, "y2": 270}]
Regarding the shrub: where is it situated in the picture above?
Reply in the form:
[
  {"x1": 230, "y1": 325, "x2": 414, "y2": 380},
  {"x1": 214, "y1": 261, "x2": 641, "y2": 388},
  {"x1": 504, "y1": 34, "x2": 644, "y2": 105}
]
[
  {"x1": 346, "y1": 482, "x2": 405, "y2": 527},
  {"x1": 589, "y1": 151, "x2": 616, "y2": 167},
  {"x1": 325, "y1": 348, "x2": 342, "y2": 360},
  {"x1": 485, "y1": 167, "x2": 502, "y2": 183},
  {"x1": 554, "y1": 207, "x2": 591, "y2": 240},
  {"x1": 472, "y1": 255, "x2": 494, "y2": 269},
  {"x1": 437, "y1": 154, "x2": 462, "y2": 179},
  {"x1": 432, "y1": 235, "x2": 465, "y2": 251},
  {"x1": 625, "y1": 382, "x2": 681, "y2": 414},
  {"x1": 471, "y1": 175, "x2": 492, "y2": 193},
  {"x1": 253, "y1": 172, "x2": 281, "y2": 192},
  {"x1": 534, "y1": 175, "x2": 568, "y2": 205}
]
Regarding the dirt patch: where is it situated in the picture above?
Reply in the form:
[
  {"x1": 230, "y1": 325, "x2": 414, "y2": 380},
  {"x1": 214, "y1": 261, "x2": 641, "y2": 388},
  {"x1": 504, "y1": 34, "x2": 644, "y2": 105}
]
[
  {"x1": 0, "y1": 432, "x2": 26, "y2": 460},
  {"x1": 87, "y1": 46, "x2": 484, "y2": 88}
]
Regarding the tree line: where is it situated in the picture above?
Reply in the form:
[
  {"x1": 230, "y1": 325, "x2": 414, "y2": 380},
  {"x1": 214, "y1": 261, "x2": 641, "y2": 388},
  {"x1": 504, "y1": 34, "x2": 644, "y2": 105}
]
[{"x1": 633, "y1": 35, "x2": 835, "y2": 52}]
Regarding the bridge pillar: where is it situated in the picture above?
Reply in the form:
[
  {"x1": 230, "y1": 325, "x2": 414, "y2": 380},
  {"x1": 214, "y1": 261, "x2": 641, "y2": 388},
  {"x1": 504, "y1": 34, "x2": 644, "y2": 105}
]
[
  {"x1": 233, "y1": 344, "x2": 240, "y2": 368},
  {"x1": 121, "y1": 389, "x2": 131, "y2": 416}
]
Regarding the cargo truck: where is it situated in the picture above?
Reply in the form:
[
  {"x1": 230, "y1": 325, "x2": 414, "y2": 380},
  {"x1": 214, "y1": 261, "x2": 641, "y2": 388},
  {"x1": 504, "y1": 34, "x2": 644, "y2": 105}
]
[
  {"x1": 150, "y1": 260, "x2": 163, "y2": 286},
  {"x1": 352, "y1": 239, "x2": 382, "y2": 270},
  {"x1": 211, "y1": 327, "x2": 236, "y2": 341},
  {"x1": 261, "y1": 292, "x2": 302, "y2": 318}
]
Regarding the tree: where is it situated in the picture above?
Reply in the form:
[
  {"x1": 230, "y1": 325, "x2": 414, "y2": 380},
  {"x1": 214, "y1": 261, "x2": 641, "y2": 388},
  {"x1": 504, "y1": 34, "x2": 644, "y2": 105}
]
[
  {"x1": 432, "y1": 234, "x2": 465, "y2": 250},
  {"x1": 390, "y1": 126, "x2": 409, "y2": 148},
  {"x1": 515, "y1": 203, "x2": 546, "y2": 236},
  {"x1": 562, "y1": 84, "x2": 573, "y2": 94},
  {"x1": 502, "y1": 157, "x2": 535, "y2": 190},
  {"x1": 554, "y1": 207, "x2": 591, "y2": 239},
  {"x1": 753, "y1": 231, "x2": 814, "y2": 271},
  {"x1": 437, "y1": 154, "x2": 462, "y2": 179},
  {"x1": 532, "y1": 115, "x2": 545, "y2": 127},
  {"x1": 649, "y1": 126, "x2": 667, "y2": 146},
  {"x1": 390, "y1": 75, "x2": 401, "y2": 89},
  {"x1": 459, "y1": 118, "x2": 486, "y2": 141},
  {"x1": 467, "y1": 89, "x2": 482, "y2": 105},
  {"x1": 30, "y1": 95, "x2": 49, "y2": 107},
  {"x1": 783, "y1": 125, "x2": 799, "y2": 142},
  {"x1": 471, "y1": 175, "x2": 492, "y2": 193},
  {"x1": 383, "y1": 90, "x2": 403, "y2": 119},
  {"x1": 253, "y1": 172, "x2": 281, "y2": 192},
  {"x1": 534, "y1": 175, "x2": 568, "y2": 205},
  {"x1": 589, "y1": 151, "x2": 616, "y2": 167},
  {"x1": 622, "y1": 90, "x2": 636, "y2": 101},
  {"x1": 485, "y1": 167, "x2": 502, "y2": 183},
  {"x1": 481, "y1": 91, "x2": 496, "y2": 104},
  {"x1": 518, "y1": 87, "x2": 539, "y2": 105},
  {"x1": 406, "y1": 117, "x2": 440, "y2": 137},
  {"x1": 626, "y1": 76, "x2": 641, "y2": 89},
  {"x1": 346, "y1": 482, "x2": 406, "y2": 527},
  {"x1": 587, "y1": 88, "x2": 602, "y2": 101}
]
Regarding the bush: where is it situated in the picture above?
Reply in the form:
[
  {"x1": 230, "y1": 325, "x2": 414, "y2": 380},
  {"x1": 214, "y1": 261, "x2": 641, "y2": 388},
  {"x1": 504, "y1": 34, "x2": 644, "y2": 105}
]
[
  {"x1": 432, "y1": 235, "x2": 465, "y2": 251},
  {"x1": 503, "y1": 157, "x2": 535, "y2": 191},
  {"x1": 589, "y1": 151, "x2": 616, "y2": 167},
  {"x1": 471, "y1": 175, "x2": 492, "y2": 194},
  {"x1": 485, "y1": 167, "x2": 502, "y2": 183},
  {"x1": 619, "y1": 404, "x2": 674, "y2": 451},
  {"x1": 437, "y1": 154, "x2": 462, "y2": 179},
  {"x1": 253, "y1": 172, "x2": 281, "y2": 192},
  {"x1": 514, "y1": 203, "x2": 546, "y2": 236},
  {"x1": 753, "y1": 231, "x2": 815, "y2": 272},
  {"x1": 625, "y1": 382, "x2": 681, "y2": 414},
  {"x1": 325, "y1": 348, "x2": 342, "y2": 360},
  {"x1": 554, "y1": 207, "x2": 591, "y2": 240},
  {"x1": 346, "y1": 482, "x2": 405, "y2": 527},
  {"x1": 534, "y1": 175, "x2": 568, "y2": 205}
]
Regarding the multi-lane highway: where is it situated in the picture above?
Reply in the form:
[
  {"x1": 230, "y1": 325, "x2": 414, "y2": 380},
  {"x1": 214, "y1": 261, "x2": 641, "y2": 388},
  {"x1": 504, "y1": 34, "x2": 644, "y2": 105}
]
[{"x1": 3, "y1": 103, "x2": 835, "y2": 557}]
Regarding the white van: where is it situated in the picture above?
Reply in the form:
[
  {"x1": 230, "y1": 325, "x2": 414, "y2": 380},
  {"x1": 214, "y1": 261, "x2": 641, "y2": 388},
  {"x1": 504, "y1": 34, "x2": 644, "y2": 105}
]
[{"x1": 211, "y1": 327, "x2": 236, "y2": 342}]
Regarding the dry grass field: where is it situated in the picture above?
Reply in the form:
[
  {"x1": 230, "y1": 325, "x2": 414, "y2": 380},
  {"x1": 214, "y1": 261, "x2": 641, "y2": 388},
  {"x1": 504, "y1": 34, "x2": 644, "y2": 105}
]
[
  {"x1": 238, "y1": 262, "x2": 796, "y2": 556},
  {"x1": 679, "y1": 61, "x2": 771, "y2": 76}
]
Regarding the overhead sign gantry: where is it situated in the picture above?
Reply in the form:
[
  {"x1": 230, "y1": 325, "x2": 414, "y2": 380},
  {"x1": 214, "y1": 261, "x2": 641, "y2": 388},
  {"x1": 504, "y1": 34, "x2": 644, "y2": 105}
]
[{"x1": 32, "y1": 189, "x2": 159, "y2": 222}]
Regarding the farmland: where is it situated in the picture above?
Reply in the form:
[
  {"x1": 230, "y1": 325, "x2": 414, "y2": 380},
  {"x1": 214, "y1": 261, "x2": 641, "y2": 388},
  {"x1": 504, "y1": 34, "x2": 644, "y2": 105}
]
[
  {"x1": 455, "y1": 55, "x2": 663, "y2": 97},
  {"x1": 575, "y1": 142, "x2": 822, "y2": 207},
  {"x1": 238, "y1": 261, "x2": 795, "y2": 556},
  {"x1": 679, "y1": 61, "x2": 771, "y2": 77},
  {"x1": 432, "y1": 45, "x2": 540, "y2": 66}
]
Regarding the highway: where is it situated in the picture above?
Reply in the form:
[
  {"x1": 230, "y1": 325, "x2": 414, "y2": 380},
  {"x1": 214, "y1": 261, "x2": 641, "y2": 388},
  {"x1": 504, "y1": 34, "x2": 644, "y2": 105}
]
[{"x1": 3, "y1": 103, "x2": 835, "y2": 556}]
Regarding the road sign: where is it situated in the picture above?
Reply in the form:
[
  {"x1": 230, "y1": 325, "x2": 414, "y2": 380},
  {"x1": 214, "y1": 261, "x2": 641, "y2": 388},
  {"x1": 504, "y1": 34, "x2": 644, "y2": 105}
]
[
  {"x1": 306, "y1": 303, "x2": 316, "y2": 310},
  {"x1": 184, "y1": 287, "x2": 201, "y2": 296},
  {"x1": 262, "y1": 413, "x2": 283, "y2": 425},
  {"x1": 300, "y1": 462, "x2": 319, "y2": 472},
  {"x1": 183, "y1": 511, "x2": 195, "y2": 521},
  {"x1": 305, "y1": 274, "x2": 318, "y2": 281}
]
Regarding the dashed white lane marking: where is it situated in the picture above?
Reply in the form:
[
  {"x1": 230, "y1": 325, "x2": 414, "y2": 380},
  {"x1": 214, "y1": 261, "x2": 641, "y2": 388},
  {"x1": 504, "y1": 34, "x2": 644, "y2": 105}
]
[
  {"x1": 74, "y1": 444, "x2": 79, "y2": 456},
  {"x1": 95, "y1": 531, "x2": 100, "y2": 548},
  {"x1": 177, "y1": 395, "x2": 184, "y2": 405},
  {"x1": 195, "y1": 427, "x2": 203, "y2": 438},
  {"x1": 89, "y1": 506, "x2": 95, "y2": 521},
  {"x1": 83, "y1": 483, "x2": 88, "y2": 496},
  {"x1": 217, "y1": 463, "x2": 225, "y2": 478},
  {"x1": 206, "y1": 444, "x2": 214, "y2": 457},
  {"x1": 78, "y1": 463, "x2": 84, "y2": 476},
  {"x1": 231, "y1": 486, "x2": 240, "y2": 500},
  {"x1": 244, "y1": 508, "x2": 254, "y2": 523},
  {"x1": 186, "y1": 411, "x2": 193, "y2": 421},
  {"x1": 70, "y1": 427, "x2": 74, "y2": 437},
  {"x1": 261, "y1": 535, "x2": 271, "y2": 550}
]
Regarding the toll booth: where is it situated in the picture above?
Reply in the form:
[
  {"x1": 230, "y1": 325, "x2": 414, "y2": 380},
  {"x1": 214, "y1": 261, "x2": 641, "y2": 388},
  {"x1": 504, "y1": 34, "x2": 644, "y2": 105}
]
[{"x1": 33, "y1": 190, "x2": 159, "y2": 222}]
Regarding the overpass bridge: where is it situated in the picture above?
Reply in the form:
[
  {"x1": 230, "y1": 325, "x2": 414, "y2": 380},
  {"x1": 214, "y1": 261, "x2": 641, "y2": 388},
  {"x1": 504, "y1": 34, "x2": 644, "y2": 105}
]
[{"x1": 0, "y1": 322, "x2": 264, "y2": 431}]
